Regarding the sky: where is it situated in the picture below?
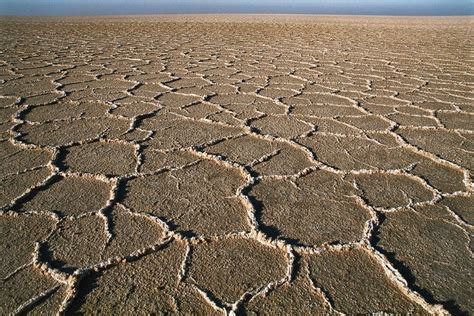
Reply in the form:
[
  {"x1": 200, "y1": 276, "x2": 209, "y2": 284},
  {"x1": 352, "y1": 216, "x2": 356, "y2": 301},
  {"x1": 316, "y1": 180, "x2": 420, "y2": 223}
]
[{"x1": 0, "y1": 0, "x2": 473, "y2": 16}]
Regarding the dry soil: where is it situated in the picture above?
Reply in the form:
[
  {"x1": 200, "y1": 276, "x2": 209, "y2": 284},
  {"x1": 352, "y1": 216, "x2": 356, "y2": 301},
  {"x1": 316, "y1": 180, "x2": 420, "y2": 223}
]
[{"x1": 0, "y1": 15, "x2": 473, "y2": 315}]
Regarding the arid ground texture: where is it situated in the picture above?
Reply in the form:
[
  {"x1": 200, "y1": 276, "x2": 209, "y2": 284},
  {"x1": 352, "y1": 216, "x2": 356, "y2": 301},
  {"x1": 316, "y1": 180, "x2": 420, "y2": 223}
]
[{"x1": 0, "y1": 15, "x2": 473, "y2": 314}]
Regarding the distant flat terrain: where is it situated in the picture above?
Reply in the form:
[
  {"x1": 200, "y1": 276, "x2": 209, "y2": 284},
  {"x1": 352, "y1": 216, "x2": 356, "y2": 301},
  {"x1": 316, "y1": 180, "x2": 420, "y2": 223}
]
[{"x1": 0, "y1": 15, "x2": 472, "y2": 314}]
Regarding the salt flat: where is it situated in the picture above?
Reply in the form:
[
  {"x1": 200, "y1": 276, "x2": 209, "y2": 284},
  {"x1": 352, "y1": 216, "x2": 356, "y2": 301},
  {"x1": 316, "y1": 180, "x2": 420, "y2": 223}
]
[{"x1": 0, "y1": 15, "x2": 472, "y2": 314}]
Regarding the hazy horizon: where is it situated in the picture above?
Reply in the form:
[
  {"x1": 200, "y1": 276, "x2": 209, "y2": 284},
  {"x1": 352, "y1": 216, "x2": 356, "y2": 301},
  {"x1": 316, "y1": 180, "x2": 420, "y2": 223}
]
[{"x1": 1, "y1": 0, "x2": 473, "y2": 16}]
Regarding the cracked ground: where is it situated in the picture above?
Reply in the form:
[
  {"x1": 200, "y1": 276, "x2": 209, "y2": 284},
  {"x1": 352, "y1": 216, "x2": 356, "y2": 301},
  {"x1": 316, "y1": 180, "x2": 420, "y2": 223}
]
[{"x1": 0, "y1": 15, "x2": 473, "y2": 315}]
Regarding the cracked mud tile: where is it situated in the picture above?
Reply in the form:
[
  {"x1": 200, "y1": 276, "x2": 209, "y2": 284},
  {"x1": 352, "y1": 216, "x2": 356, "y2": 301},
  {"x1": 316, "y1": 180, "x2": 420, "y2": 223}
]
[
  {"x1": 174, "y1": 102, "x2": 221, "y2": 119},
  {"x1": 252, "y1": 142, "x2": 315, "y2": 176},
  {"x1": 439, "y1": 194, "x2": 474, "y2": 225},
  {"x1": 155, "y1": 92, "x2": 202, "y2": 108},
  {"x1": 46, "y1": 215, "x2": 107, "y2": 270},
  {"x1": 20, "y1": 175, "x2": 111, "y2": 217},
  {"x1": 208, "y1": 94, "x2": 268, "y2": 107},
  {"x1": 102, "y1": 205, "x2": 165, "y2": 259},
  {"x1": 204, "y1": 134, "x2": 276, "y2": 165},
  {"x1": 300, "y1": 116, "x2": 361, "y2": 135},
  {"x1": 252, "y1": 102, "x2": 288, "y2": 115},
  {"x1": 57, "y1": 74, "x2": 95, "y2": 85},
  {"x1": 0, "y1": 167, "x2": 52, "y2": 209},
  {"x1": 250, "y1": 170, "x2": 371, "y2": 246},
  {"x1": 337, "y1": 115, "x2": 393, "y2": 131},
  {"x1": 349, "y1": 173, "x2": 434, "y2": 209},
  {"x1": 124, "y1": 159, "x2": 250, "y2": 235},
  {"x1": 204, "y1": 84, "x2": 238, "y2": 95},
  {"x1": 423, "y1": 91, "x2": 471, "y2": 105},
  {"x1": 110, "y1": 102, "x2": 158, "y2": 118},
  {"x1": 1, "y1": 81, "x2": 57, "y2": 96},
  {"x1": 207, "y1": 111, "x2": 243, "y2": 126},
  {"x1": 114, "y1": 96, "x2": 153, "y2": 105},
  {"x1": 18, "y1": 118, "x2": 130, "y2": 147},
  {"x1": 66, "y1": 89, "x2": 128, "y2": 103},
  {"x1": 307, "y1": 248, "x2": 426, "y2": 314},
  {"x1": 397, "y1": 128, "x2": 473, "y2": 171},
  {"x1": 142, "y1": 118, "x2": 245, "y2": 150},
  {"x1": 92, "y1": 80, "x2": 134, "y2": 91},
  {"x1": 388, "y1": 113, "x2": 439, "y2": 127},
  {"x1": 218, "y1": 104, "x2": 263, "y2": 121},
  {"x1": 71, "y1": 240, "x2": 187, "y2": 314},
  {"x1": 378, "y1": 208, "x2": 473, "y2": 313},
  {"x1": 0, "y1": 140, "x2": 52, "y2": 177},
  {"x1": 258, "y1": 87, "x2": 297, "y2": 99},
  {"x1": 0, "y1": 265, "x2": 61, "y2": 314},
  {"x1": 298, "y1": 93, "x2": 357, "y2": 107},
  {"x1": 244, "y1": 261, "x2": 328, "y2": 314},
  {"x1": 0, "y1": 213, "x2": 55, "y2": 279},
  {"x1": 235, "y1": 83, "x2": 261, "y2": 94},
  {"x1": 168, "y1": 87, "x2": 212, "y2": 99},
  {"x1": 188, "y1": 238, "x2": 287, "y2": 304},
  {"x1": 249, "y1": 115, "x2": 312, "y2": 139},
  {"x1": 24, "y1": 101, "x2": 112, "y2": 122},
  {"x1": 205, "y1": 134, "x2": 315, "y2": 176},
  {"x1": 140, "y1": 149, "x2": 198, "y2": 173},
  {"x1": 408, "y1": 203, "x2": 468, "y2": 226},
  {"x1": 116, "y1": 129, "x2": 151, "y2": 143},
  {"x1": 365, "y1": 96, "x2": 409, "y2": 107},
  {"x1": 299, "y1": 134, "x2": 420, "y2": 171},
  {"x1": 63, "y1": 141, "x2": 137, "y2": 176},
  {"x1": 436, "y1": 112, "x2": 474, "y2": 130},
  {"x1": 173, "y1": 285, "x2": 223, "y2": 315},
  {"x1": 303, "y1": 83, "x2": 337, "y2": 94},
  {"x1": 22, "y1": 93, "x2": 64, "y2": 106},
  {"x1": 360, "y1": 103, "x2": 397, "y2": 115},
  {"x1": 396, "y1": 106, "x2": 432, "y2": 116},
  {"x1": 290, "y1": 102, "x2": 366, "y2": 117},
  {"x1": 366, "y1": 132, "x2": 403, "y2": 147},
  {"x1": 166, "y1": 77, "x2": 211, "y2": 89},
  {"x1": 417, "y1": 101, "x2": 456, "y2": 112},
  {"x1": 410, "y1": 159, "x2": 466, "y2": 193},
  {"x1": 133, "y1": 83, "x2": 169, "y2": 98}
]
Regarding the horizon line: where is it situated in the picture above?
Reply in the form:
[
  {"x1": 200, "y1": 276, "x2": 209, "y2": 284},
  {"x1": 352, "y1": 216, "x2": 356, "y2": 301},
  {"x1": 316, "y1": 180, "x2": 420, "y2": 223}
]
[{"x1": 1, "y1": 12, "x2": 473, "y2": 17}]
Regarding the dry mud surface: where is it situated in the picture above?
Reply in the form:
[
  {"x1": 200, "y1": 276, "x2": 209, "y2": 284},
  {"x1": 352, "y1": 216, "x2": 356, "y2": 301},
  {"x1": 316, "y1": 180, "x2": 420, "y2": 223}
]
[{"x1": 0, "y1": 15, "x2": 473, "y2": 314}]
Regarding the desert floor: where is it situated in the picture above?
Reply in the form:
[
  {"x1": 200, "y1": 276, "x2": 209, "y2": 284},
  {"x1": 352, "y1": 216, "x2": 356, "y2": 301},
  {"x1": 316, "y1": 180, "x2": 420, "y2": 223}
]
[{"x1": 0, "y1": 15, "x2": 472, "y2": 314}]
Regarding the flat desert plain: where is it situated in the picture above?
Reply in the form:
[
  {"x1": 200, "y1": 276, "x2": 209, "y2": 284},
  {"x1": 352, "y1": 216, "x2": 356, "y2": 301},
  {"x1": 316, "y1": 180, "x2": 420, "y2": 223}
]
[{"x1": 0, "y1": 15, "x2": 473, "y2": 314}]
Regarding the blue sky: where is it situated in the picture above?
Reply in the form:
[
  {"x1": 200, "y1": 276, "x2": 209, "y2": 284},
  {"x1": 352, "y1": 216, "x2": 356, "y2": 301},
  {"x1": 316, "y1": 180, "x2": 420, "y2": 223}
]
[{"x1": 0, "y1": 0, "x2": 472, "y2": 16}]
